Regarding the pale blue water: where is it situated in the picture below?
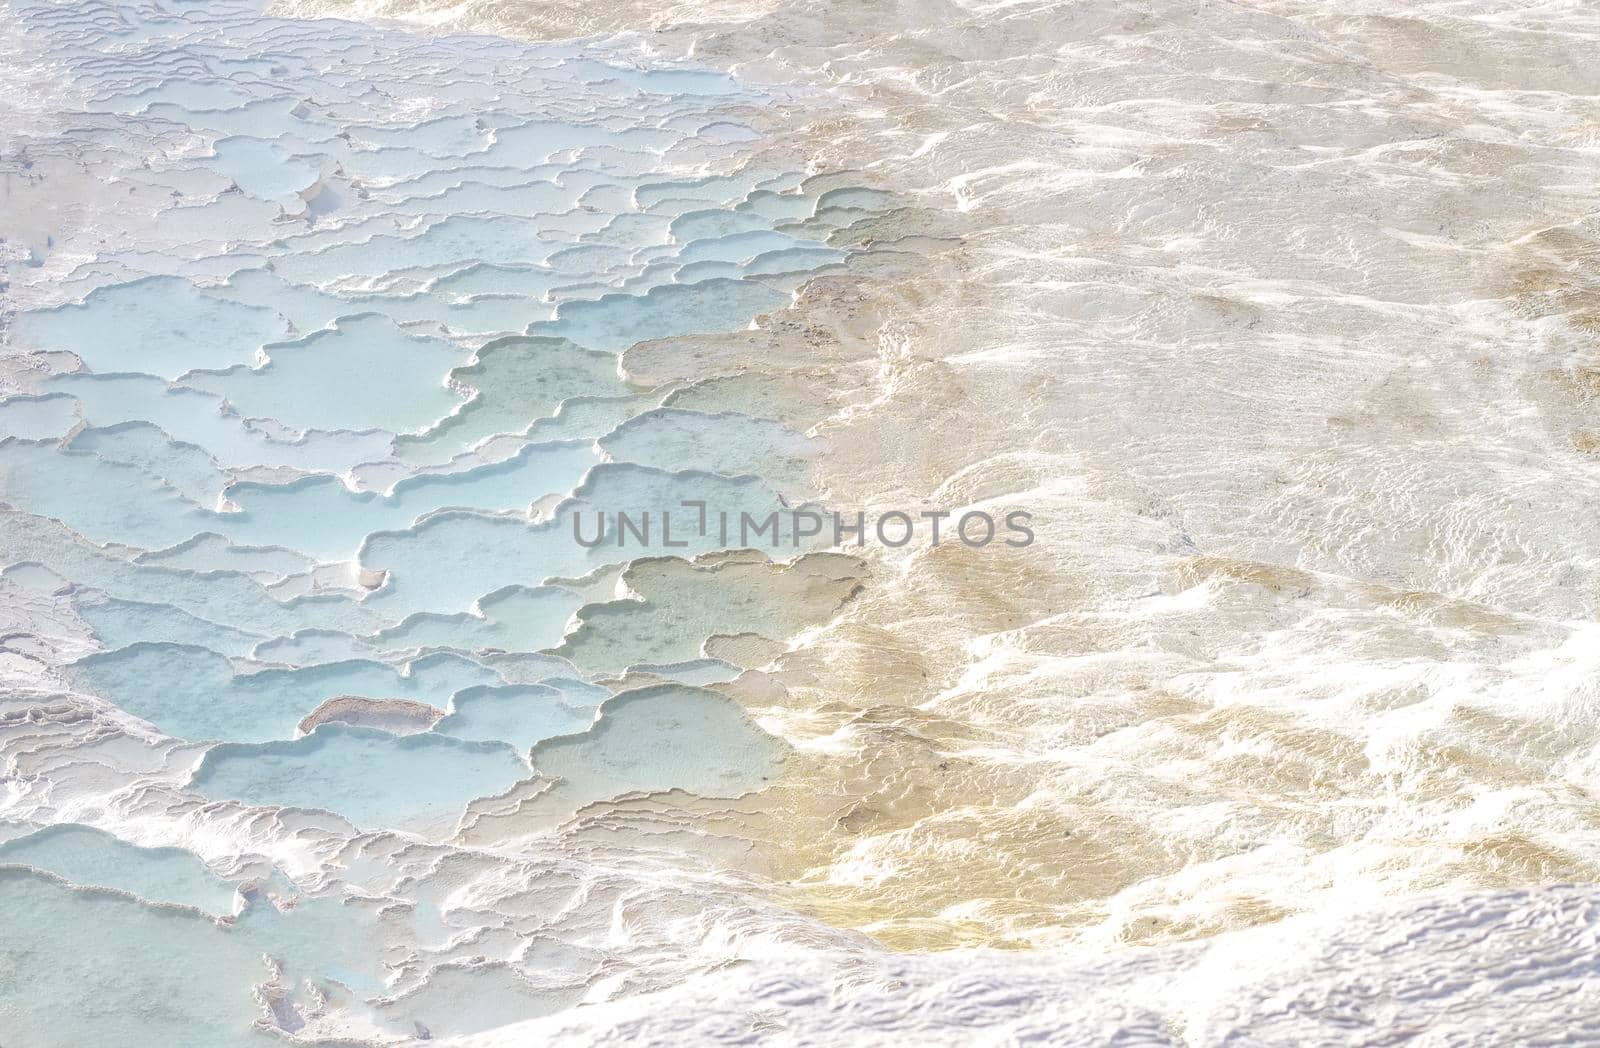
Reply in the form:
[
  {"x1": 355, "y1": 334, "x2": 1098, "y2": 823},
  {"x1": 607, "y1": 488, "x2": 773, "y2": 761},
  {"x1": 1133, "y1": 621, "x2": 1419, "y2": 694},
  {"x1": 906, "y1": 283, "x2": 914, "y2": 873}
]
[
  {"x1": 509, "y1": 683, "x2": 788, "y2": 832},
  {"x1": 192, "y1": 725, "x2": 533, "y2": 833},
  {"x1": 180, "y1": 313, "x2": 471, "y2": 434},
  {"x1": 0, "y1": 0, "x2": 899, "y2": 1039},
  {"x1": 13, "y1": 276, "x2": 289, "y2": 378},
  {"x1": 48, "y1": 371, "x2": 395, "y2": 471},
  {"x1": 69, "y1": 645, "x2": 501, "y2": 741},
  {"x1": 370, "y1": 584, "x2": 587, "y2": 652},
  {"x1": 435, "y1": 683, "x2": 596, "y2": 750},
  {"x1": 0, "y1": 825, "x2": 240, "y2": 914},
  {"x1": 0, "y1": 393, "x2": 80, "y2": 440},
  {"x1": 0, "y1": 861, "x2": 403, "y2": 1045}
]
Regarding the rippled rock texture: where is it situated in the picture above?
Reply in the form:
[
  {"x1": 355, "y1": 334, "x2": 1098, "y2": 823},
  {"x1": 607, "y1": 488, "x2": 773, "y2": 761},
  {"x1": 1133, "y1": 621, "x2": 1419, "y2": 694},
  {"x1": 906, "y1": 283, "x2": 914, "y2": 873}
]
[{"x1": 8, "y1": 0, "x2": 1600, "y2": 1043}]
